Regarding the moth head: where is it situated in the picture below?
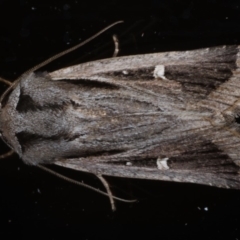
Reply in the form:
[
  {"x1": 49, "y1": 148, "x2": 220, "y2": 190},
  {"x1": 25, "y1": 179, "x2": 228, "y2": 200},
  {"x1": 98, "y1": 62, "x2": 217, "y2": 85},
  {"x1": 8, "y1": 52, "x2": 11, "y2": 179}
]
[{"x1": 0, "y1": 78, "x2": 22, "y2": 156}]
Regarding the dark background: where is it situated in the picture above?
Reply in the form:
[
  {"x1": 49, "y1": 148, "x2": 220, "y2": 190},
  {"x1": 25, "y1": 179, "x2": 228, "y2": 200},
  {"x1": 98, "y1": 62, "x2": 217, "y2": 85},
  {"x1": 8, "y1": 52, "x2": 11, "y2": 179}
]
[{"x1": 0, "y1": 0, "x2": 240, "y2": 239}]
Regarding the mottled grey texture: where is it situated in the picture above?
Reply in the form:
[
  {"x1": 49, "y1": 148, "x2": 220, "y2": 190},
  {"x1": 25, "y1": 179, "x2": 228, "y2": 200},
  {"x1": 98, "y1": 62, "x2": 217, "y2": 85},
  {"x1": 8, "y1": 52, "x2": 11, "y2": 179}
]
[{"x1": 0, "y1": 45, "x2": 240, "y2": 189}]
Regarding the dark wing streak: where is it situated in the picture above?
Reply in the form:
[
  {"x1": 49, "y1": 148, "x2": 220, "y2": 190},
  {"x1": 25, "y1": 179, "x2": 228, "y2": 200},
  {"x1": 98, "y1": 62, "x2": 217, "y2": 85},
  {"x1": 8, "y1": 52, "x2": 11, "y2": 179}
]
[
  {"x1": 49, "y1": 45, "x2": 238, "y2": 80},
  {"x1": 55, "y1": 160, "x2": 240, "y2": 189},
  {"x1": 204, "y1": 98, "x2": 232, "y2": 107},
  {"x1": 49, "y1": 52, "x2": 189, "y2": 79},
  {"x1": 211, "y1": 90, "x2": 239, "y2": 100},
  {"x1": 92, "y1": 77, "x2": 166, "y2": 100}
]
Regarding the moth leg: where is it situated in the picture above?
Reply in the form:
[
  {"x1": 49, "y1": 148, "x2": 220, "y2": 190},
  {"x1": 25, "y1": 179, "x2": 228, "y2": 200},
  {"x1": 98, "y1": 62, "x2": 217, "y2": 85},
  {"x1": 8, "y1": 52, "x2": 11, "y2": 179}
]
[
  {"x1": 112, "y1": 34, "x2": 119, "y2": 57},
  {"x1": 96, "y1": 174, "x2": 116, "y2": 211},
  {"x1": 40, "y1": 164, "x2": 135, "y2": 209},
  {"x1": 0, "y1": 77, "x2": 12, "y2": 86},
  {"x1": 0, "y1": 149, "x2": 14, "y2": 159}
]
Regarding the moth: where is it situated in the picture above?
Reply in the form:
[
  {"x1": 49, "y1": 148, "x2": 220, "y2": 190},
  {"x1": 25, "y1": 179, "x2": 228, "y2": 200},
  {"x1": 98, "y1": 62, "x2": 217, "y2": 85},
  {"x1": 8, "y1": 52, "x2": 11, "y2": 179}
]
[{"x1": 0, "y1": 22, "x2": 240, "y2": 209}]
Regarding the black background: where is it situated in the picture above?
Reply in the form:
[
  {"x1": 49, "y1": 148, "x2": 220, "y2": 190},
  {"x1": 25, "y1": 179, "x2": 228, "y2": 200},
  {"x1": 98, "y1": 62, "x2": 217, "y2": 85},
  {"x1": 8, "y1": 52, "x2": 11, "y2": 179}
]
[{"x1": 0, "y1": 0, "x2": 240, "y2": 239}]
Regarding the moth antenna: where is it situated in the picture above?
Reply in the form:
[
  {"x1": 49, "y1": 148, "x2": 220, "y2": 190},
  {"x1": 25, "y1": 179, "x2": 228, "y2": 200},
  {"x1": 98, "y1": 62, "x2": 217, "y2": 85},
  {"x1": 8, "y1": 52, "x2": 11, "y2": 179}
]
[
  {"x1": 0, "y1": 150, "x2": 14, "y2": 159},
  {"x1": 0, "y1": 20, "x2": 123, "y2": 107},
  {"x1": 112, "y1": 34, "x2": 119, "y2": 57},
  {"x1": 96, "y1": 174, "x2": 116, "y2": 211},
  {"x1": 21, "y1": 21, "x2": 124, "y2": 76},
  {"x1": 0, "y1": 78, "x2": 12, "y2": 86},
  {"x1": 37, "y1": 165, "x2": 136, "y2": 210},
  {"x1": 0, "y1": 78, "x2": 15, "y2": 158}
]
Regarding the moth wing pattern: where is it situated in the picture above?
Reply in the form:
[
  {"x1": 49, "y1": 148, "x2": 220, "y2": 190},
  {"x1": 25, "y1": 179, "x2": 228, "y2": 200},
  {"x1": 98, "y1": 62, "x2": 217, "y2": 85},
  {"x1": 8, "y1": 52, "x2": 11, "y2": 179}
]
[
  {"x1": 2, "y1": 45, "x2": 239, "y2": 190},
  {"x1": 51, "y1": 45, "x2": 240, "y2": 189}
]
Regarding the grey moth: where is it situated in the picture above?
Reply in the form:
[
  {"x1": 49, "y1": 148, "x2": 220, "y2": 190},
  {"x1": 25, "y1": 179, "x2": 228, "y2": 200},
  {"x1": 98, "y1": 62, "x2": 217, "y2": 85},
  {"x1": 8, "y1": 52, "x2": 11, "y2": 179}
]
[{"x1": 0, "y1": 23, "x2": 239, "y2": 202}]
